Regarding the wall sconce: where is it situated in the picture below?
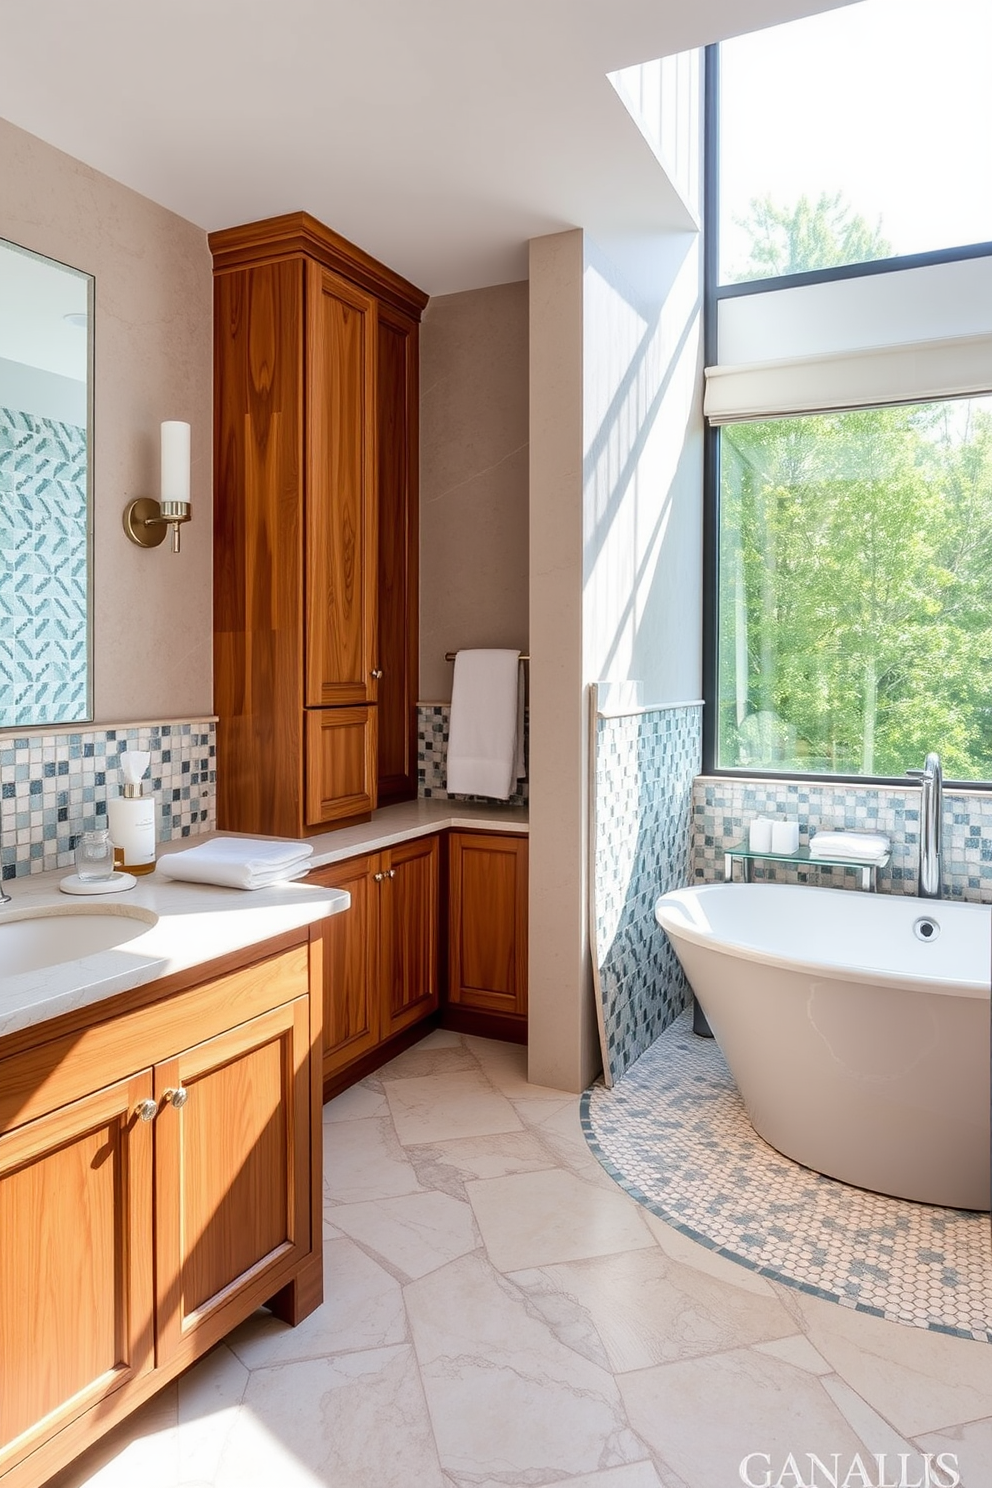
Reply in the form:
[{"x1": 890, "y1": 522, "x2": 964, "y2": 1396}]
[{"x1": 123, "y1": 421, "x2": 192, "y2": 553}]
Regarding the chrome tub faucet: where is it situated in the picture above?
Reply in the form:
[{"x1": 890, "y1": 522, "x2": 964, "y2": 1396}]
[{"x1": 907, "y1": 752, "x2": 942, "y2": 899}]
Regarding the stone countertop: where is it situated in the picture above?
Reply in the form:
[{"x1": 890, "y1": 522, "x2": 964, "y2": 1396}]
[
  {"x1": 0, "y1": 869, "x2": 348, "y2": 1043},
  {"x1": 0, "y1": 799, "x2": 526, "y2": 1044},
  {"x1": 302, "y1": 798, "x2": 528, "y2": 869}
]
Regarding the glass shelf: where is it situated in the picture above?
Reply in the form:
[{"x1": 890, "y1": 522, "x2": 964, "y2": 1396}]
[{"x1": 723, "y1": 842, "x2": 890, "y2": 892}]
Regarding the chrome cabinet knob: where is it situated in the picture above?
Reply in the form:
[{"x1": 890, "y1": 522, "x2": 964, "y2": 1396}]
[
  {"x1": 386, "y1": 868, "x2": 396, "y2": 879},
  {"x1": 163, "y1": 1086, "x2": 189, "y2": 1110},
  {"x1": 134, "y1": 1098, "x2": 158, "y2": 1123},
  {"x1": 370, "y1": 668, "x2": 383, "y2": 680},
  {"x1": 373, "y1": 871, "x2": 385, "y2": 882}
]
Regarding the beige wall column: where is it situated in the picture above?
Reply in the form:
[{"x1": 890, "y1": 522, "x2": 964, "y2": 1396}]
[{"x1": 527, "y1": 229, "x2": 600, "y2": 1093}]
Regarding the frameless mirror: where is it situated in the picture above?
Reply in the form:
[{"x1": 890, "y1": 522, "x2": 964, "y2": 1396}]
[{"x1": 0, "y1": 237, "x2": 93, "y2": 728}]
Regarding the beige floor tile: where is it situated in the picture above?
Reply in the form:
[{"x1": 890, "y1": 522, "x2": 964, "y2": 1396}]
[
  {"x1": 176, "y1": 1344, "x2": 248, "y2": 1486},
  {"x1": 618, "y1": 1348, "x2": 871, "y2": 1488},
  {"x1": 322, "y1": 1081, "x2": 387, "y2": 1123},
  {"x1": 377, "y1": 1040, "x2": 479, "y2": 1081},
  {"x1": 213, "y1": 1345, "x2": 445, "y2": 1488},
  {"x1": 45, "y1": 1387, "x2": 179, "y2": 1488},
  {"x1": 519, "y1": 1100, "x2": 627, "y2": 1189},
  {"x1": 330, "y1": 1190, "x2": 480, "y2": 1279},
  {"x1": 406, "y1": 1252, "x2": 643, "y2": 1483},
  {"x1": 914, "y1": 1417, "x2": 992, "y2": 1488},
  {"x1": 511, "y1": 1246, "x2": 796, "y2": 1371},
  {"x1": 226, "y1": 1238, "x2": 406, "y2": 1368},
  {"x1": 820, "y1": 1376, "x2": 916, "y2": 1460},
  {"x1": 462, "y1": 1036, "x2": 572, "y2": 1101},
  {"x1": 753, "y1": 1334, "x2": 833, "y2": 1375},
  {"x1": 408, "y1": 1129, "x2": 559, "y2": 1184},
  {"x1": 792, "y1": 1292, "x2": 992, "y2": 1436},
  {"x1": 642, "y1": 1212, "x2": 779, "y2": 1297},
  {"x1": 323, "y1": 1114, "x2": 423, "y2": 1202},
  {"x1": 512, "y1": 1096, "x2": 579, "y2": 1127},
  {"x1": 467, "y1": 1168, "x2": 655, "y2": 1272},
  {"x1": 539, "y1": 1466, "x2": 667, "y2": 1488},
  {"x1": 385, "y1": 1069, "x2": 524, "y2": 1144}
]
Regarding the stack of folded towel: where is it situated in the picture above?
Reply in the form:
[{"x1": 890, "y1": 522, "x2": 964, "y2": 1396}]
[
  {"x1": 156, "y1": 837, "x2": 314, "y2": 890},
  {"x1": 808, "y1": 830, "x2": 891, "y2": 862}
]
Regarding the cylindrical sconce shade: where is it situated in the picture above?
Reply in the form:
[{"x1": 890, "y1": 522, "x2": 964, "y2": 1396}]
[{"x1": 161, "y1": 420, "x2": 191, "y2": 505}]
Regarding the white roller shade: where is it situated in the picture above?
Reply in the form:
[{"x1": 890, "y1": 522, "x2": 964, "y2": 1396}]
[{"x1": 705, "y1": 331, "x2": 992, "y2": 424}]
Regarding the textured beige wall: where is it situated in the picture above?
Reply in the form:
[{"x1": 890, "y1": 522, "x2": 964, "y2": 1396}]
[
  {"x1": 527, "y1": 230, "x2": 600, "y2": 1094},
  {"x1": 0, "y1": 117, "x2": 213, "y2": 725},
  {"x1": 419, "y1": 281, "x2": 529, "y2": 702}
]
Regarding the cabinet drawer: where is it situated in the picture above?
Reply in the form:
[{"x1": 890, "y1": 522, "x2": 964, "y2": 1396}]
[{"x1": 0, "y1": 944, "x2": 309, "y2": 1134}]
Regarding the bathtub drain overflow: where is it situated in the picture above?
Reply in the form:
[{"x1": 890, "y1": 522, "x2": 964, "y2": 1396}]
[{"x1": 913, "y1": 916, "x2": 940, "y2": 943}]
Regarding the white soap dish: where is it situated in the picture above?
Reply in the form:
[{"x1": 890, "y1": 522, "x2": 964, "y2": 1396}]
[{"x1": 59, "y1": 872, "x2": 138, "y2": 896}]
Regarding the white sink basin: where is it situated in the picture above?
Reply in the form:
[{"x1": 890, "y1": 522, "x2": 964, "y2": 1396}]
[{"x1": 0, "y1": 907, "x2": 158, "y2": 977}]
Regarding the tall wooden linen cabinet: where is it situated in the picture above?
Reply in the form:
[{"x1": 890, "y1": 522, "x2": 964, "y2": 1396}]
[{"x1": 210, "y1": 213, "x2": 427, "y2": 835}]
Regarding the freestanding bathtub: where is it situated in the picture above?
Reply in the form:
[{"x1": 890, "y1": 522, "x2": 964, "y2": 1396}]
[{"x1": 654, "y1": 883, "x2": 992, "y2": 1211}]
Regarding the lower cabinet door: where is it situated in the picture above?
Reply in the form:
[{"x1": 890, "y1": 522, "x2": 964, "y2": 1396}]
[
  {"x1": 0, "y1": 1071, "x2": 155, "y2": 1478},
  {"x1": 380, "y1": 834, "x2": 439, "y2": 1038},
  {"x1": 312, "y1": 854, "x2": 382, "y2": 1081},
  {"x1": 448, "y1": 832, "x2": 528, "y2": 1016},
  {"x1": 154, "y1": 997, "x2": 311, "y2": 1365},
  {"x1": 305, "y1": 706, "x2": 378, "y2": 826}
]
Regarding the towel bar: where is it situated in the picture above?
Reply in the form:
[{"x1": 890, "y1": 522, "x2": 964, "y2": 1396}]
[{"x1": 444, "y1": 651, "x2": 530, "y2": 662}]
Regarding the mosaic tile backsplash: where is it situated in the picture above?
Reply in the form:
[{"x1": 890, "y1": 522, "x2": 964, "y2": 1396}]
[
  {"x1": 0, "y1": 408, "x2": 89, "y2": 728},
  {"x1": 417, "y1": 703, "x2": 528, "y2": 805},
  {"x1": 0, "y1": 721, "x2": 216, "y2": 881},
  {"x1": 692, "y1": 775, "x2": 992, "y2": 902},
  {"x1": 591, "y1": 699, "x2": 703, "y2": 1087}
]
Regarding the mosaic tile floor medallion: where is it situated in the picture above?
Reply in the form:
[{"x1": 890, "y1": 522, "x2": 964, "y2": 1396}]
[{"x1": 582, "y1": 1009, "x2": 992, "y2": 1343}]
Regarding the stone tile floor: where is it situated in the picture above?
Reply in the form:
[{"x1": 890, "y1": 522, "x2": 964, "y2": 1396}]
[{"x1": 51, "y1": 1030, "x2": 992, "y2": 1488}]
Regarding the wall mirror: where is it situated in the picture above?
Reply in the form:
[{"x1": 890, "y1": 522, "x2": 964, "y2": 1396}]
[{"x1": 0, "y1": 236, "x2": 93, "y2": 729}]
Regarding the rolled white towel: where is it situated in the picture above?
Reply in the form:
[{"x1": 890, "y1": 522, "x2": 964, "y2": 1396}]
[
  {"x1": 808, "y1": 830, "x2": 891, "y2": 862},
  {"x1": 156, "y1": 837, "x2": 313, "y2": 890}
]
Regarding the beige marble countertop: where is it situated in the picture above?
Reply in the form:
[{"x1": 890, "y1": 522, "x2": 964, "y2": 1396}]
[
  {"x1": 302, "y1": 797, "x2": 528, "y2": 869},
  {"x1": 0, "y1": 799, "x2": 526, "y2": 1043},
  {"x1": 0, "y1": 869, "x2": 348, "y2": 1043}
]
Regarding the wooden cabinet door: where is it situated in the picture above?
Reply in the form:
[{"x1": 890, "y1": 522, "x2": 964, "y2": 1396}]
[
  {"x1": 305, "y1": 705, "x2": 378, "y2": 826},
  {"x1": 448, "y1": 832, "x2": 528, "y2": 1016},
  {"x1": 380, "y1": 835, "x2": 440, "y2": 1039},
  {"x1": 311, "y1": 855, "x2": 381, "y2": 1080},
  {"x1": 0, "y1": 1072, "x2": 154, "y2": 1478},
  {"x1": 376, "y1": 304, "x2": 419, "y2": 803},
  {"x1": 305, "y1": 262, "x2": 378, "y2": 708},
  {"x1": 154, "y1": 998, "x2": 311, "y2": 1367}
]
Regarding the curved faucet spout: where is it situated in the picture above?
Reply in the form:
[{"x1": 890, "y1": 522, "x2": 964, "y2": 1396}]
[{"x1": 907, "y1": 752, "x2": 942, "y2": 899}]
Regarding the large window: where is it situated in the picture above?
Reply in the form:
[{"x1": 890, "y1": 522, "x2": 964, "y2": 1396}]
[
  {"x1": 719, "y1": 0, "x2": 992, "y2": 284},
  {"x1": 717, "y1": 399, "x2": 992, "y2": 780},
  {"x1": 706, "y1": 0, "x2": 992, "y2": 784}
]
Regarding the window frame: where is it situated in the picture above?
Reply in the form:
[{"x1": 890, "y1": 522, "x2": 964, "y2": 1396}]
[{"x1": 701, "y1": 41, "x2": 992, "y2": 790}]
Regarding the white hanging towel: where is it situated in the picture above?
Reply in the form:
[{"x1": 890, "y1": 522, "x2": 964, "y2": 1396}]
[{"x1": 446, "y1": 649, "x2": 524, "y2": 800}]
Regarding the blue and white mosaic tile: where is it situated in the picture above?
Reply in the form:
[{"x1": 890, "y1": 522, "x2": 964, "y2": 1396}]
[
  {"x1": 0, "y1": 721, "x2": 216, "y2": 881},
  {"x1": 591, "y1": 700, "x2": 703, "y2": 1087},
  {"x1": 417, "y1": 703, "x2": 529, "y2": 805},
  {"x1": 0, "y1": 407, "x2": 89, "y2": 728},
  {"x1": 692, "y1": 776, "x2": 992, "y2": 903},
  {"x1": 584, "y1": 1009, "x2": 992, "y2": 1342}
]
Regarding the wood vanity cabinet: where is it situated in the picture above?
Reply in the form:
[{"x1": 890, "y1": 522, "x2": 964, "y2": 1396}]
[
  {"x1": 445, "y1": 831, "x2": 528, "y2": 1041},
  {"x1": 0, "y1": 931, "x2": 324, "y2": 1488},
  {"x1": 309, "y1": 834, "x2": 440, "y2": 1091},
  {"x1": 210, "y1": 212, "x2": 426, "y2": 837}
]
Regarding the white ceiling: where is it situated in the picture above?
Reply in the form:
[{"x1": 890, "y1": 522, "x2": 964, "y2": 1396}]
[{"x1": 1, "y1": 0, "x2": 854, "y2": 296}]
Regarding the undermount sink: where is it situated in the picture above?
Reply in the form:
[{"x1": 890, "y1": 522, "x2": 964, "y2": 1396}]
[{"x1": 0, "y1": 906, "x2": 158, "y2": 978}]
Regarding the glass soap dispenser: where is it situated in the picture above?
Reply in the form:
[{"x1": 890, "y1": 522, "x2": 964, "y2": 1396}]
[{"x1": 106, "y1": 750, "x2": 156, "y2": 874}]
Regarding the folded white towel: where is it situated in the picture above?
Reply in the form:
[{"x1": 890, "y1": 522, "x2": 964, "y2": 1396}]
[
  {"x1": 446, "y1": 649, "x2": 524, "y2": 800},
  {"x1": 808, "y1": 830, "x2": 891, "y2": 862},
  {"x1": 156, "y1": 837, "x2": 313, "y2": 891}
]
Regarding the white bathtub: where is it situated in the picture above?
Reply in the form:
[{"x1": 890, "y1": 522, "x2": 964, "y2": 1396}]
[{"x1": 654, "y1": 883, "x2": 992, "y2": 1211}]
